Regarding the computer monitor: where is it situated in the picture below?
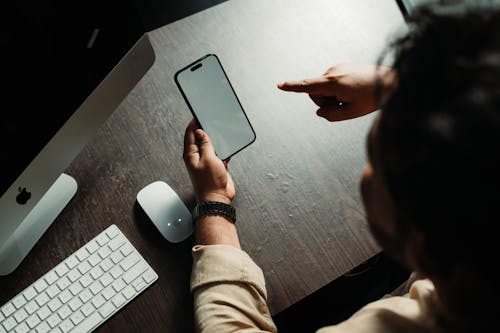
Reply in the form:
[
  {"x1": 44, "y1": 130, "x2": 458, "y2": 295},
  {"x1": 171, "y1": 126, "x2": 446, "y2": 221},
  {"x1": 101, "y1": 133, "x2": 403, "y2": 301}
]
[
  {"x1": 397, "y1": 0, "x2": 437, "y2": 16},
  {"x1": 0, "y1": 0, "x2": 155, "y2": 275}
]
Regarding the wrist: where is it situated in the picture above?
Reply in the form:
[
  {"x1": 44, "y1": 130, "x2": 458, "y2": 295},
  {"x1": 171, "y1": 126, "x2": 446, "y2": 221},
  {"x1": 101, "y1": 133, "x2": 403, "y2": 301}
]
[
  {"x1": 197, "y1": 192, "x2": 232, "y2": 204},
  {"x1": 195, "y1": 215, "x2": 240, "y2": 248}
]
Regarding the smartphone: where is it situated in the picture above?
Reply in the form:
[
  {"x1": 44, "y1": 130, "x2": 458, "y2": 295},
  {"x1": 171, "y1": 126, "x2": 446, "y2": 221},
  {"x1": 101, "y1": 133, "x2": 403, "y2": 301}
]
[{"x1": 175, "y1": 54, "x2": 256, "y2": 160}]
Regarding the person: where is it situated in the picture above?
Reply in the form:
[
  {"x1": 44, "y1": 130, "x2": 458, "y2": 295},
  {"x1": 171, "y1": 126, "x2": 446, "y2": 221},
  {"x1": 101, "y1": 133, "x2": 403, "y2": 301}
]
[{"x1": 182, "y1": 2, "x2": 500, "y2": 332}]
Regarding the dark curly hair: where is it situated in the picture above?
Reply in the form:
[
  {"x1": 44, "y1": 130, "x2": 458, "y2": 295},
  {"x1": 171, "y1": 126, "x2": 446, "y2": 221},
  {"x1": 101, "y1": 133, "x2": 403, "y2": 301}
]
[{"x1": 378, "y1": 1, "x2": 500, "y2": 280}]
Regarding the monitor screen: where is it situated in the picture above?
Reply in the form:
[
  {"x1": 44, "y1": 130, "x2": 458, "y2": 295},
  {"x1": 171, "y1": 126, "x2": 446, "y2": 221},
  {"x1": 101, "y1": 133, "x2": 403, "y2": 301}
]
[{"x1": 1, "y1": 0, "x2": 144, "y2": 197}]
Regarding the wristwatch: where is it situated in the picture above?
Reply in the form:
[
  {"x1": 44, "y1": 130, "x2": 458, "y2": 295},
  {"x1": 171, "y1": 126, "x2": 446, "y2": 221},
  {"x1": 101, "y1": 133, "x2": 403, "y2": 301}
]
[{"x1": 192, "y1": 201, "x2": 236, "y2": 224}]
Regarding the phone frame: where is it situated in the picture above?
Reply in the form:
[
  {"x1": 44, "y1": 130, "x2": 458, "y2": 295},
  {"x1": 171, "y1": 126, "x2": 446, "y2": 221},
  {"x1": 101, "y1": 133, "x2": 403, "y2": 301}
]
[{"x1": 174, "y1": 54, "x2": 256, "y2": 160}]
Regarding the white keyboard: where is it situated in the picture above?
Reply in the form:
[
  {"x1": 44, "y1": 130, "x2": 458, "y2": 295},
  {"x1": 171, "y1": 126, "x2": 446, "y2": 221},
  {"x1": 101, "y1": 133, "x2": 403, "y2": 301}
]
[{"x1": 0, "y1": 225, "x2": 158, "y2": 333}]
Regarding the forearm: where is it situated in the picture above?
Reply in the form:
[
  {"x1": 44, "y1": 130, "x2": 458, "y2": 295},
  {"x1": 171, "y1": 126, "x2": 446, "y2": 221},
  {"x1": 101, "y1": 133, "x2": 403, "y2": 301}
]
[
  {"x1": 195, "y1": 215, "x2": 241, "y2": 249},
  {"x1": 191, "y1": 245, "x2": 277, "y2": 333},
  {"x1": 192, "y1": 201, "x2": 276, "y2": 333}
]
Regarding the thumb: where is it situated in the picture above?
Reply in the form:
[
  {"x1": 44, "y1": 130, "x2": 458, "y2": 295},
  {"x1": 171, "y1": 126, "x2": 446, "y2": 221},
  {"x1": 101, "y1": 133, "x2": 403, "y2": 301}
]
[{"x1": 195, "y1": 129, "x2": 217, "y2": 158}]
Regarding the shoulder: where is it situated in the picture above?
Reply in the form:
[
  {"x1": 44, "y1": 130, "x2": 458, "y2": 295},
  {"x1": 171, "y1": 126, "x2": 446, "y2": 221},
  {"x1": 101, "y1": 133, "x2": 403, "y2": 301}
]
[{"x1": 316, "y1": 279, "x2": 440, "y2": 333}]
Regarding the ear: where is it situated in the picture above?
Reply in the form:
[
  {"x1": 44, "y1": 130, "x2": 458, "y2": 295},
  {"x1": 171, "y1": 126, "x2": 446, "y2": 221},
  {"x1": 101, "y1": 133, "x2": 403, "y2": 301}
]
[{"x1": 405, "y1": 230, "x2": 441, "y2": 279}]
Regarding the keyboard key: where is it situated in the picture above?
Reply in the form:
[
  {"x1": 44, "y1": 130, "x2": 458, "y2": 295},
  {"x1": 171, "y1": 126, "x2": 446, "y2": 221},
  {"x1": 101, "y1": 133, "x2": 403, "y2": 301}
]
[
  {"x1": 99, "y1": 258, "x2": 113, "y2": 272},
  {"x1": 65, "y1": 256, "x2": 79, "y2": 270},
  {"x1": 105, "y1": 226, "x2": 119, "y2": 239},
  {"x1": 120, "y1": 253, "x2": 139, "y2": 271},
  {"x1": 24, "y1": 300, "x2": 38, "y2": 315},
  {"x1": 37, "y1": 305, "x2": 51, "y2": 320},
  {"x1": 95, "y1": 233, "x2": 109, "y2": 246},
  {"x1": 68, "y1": 298, "x2": 83, "y2": 311},
  {"x1": 86, "y1": 240, "x2": 99, "y2": 254},
  {"x1": 110, "y1": 251, "x2": 124, "y2": 264},
  {"x1": 34, "y1": 279, "x2": 48, "y2": 293},
  {"x1": 80, "y1": 274, "x2": 93, "y2": 288},
  {"x1": 98, "y1": 247, "x2": 111, "y2": 259},
  {"x1": 112, "y1": 294, "x2": 126, "y2": 308},
  {"x1": 108, "y1": 235, "x2": 125, "y2": 251},
  {"x1": 57, "y1": 277, "x2": 71, "y2": 290},
  {"x1": 46, "y1": 284, "x2": 60, "y2": 298},
  {"x1": 109, "y1": 266, "x2": 124, "y2": 279},
  {"x1": 55, "y1": 264, "x2": 69, "y2": 277},
  {"x1": 22, "y1": 287, "x2": 37, "y2": 301},
  {"x1": 57, "y1": 305, "x2": 71, "y2": 320},
  {"x1": 87, "y1": 253, "x2": 101, "y2": 267},
  {"x1": 75, "y1": 248, "x2": 90, "y2": 261},
  {"x1": 2, "y1": 303, "x2": 16, "y2": 317},
  {"x1": 133, "y1": 279, "x2": 146, "y2": 292},
  {"x1": 120, "y1": 244, "x2": 133, "y2": 256},
  {"x1": 14, "y1": 322, "x2": 29, "y2": 333},
  {"x1": 36, "y1": 322, "x2": 50, "y2": 333},
  {"x1": 79, "y1": 290, "x2": 92, "y2": 304},
  {"x1": 47, "y1": 313, "x2": 62, "y2": 328},
  {"x1": 77, "y1": 261, "x2": 91, "y2": 275},
  {"x1": 112, "y1": 278, "x2": 126, "y2": 293},
  {"x1": 90, "y1": 266, "x2": 104, "y2": 280},
  {"x1": 143, "y1": 270, "x2": 157, "y2": 284},
  {"x1": 14, "y1": 308, "x2": 28, "y2": 322},
  {"x1": 80, "y1": 303, "x2": 95, "y2": 317},
  {"x1": 70, "y1": 310, "x2": 85, "y2": 325},
  {"x1": 44, "y1": 271, "x2": 58, "y2": 285},
  {"x1": 91, "y1": 295, "x2": 105, "y2": 309},
  {"x1": 12, "y1": 295, "x2": 27, "y2": 309},
  {"x1": 59, "y1": 319, "x2": 74, "y2": 333},
  {"x1": 26, "y1": 313, "x2": 41, "y2": 328},
  {"x1": 72, "y1": 311, "x2": 102, "y2": 333},
  {"x1": 48, "y1": 298, "x2": 63, "y2": 312},
  {"x1": 70, "y1": 283, "x2": 83, "y2": 296},
  {"x1": 58, "y1": 290, "x2": 72, "y2": 304},
  {"x1": 35, "y1": 292, "x2": 50, "y2": 306},
  {"x1": 2, "y1": 317, "x2": 16, "y2": 330},
  {"x1": 102, "y1": 286, "x2": 115, "y2": 301},
  {"x1": 68, "y1": 269, "x2": 82, "y2": 283},
  {"x1": 100, "y1": 273, "x2": 113, "y2": 287},
  {"x1": 89, "y1": 281, "x2": 103, "y2": 296},
  {"x1": 99, "y1": 302, "x2": 114, "y2": 318},
  {"x1": 122, "y1": 286, "x2": 136, "y2": 300},
  {"x1": 123, "y1": 262, "x2": 148, "y2": 284}
]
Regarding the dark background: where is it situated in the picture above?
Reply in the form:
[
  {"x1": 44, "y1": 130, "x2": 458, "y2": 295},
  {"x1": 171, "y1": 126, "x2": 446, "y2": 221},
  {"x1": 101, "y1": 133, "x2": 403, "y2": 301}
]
[{"x1": 134, "y1": 0, "x2": 229, "y2": 31}]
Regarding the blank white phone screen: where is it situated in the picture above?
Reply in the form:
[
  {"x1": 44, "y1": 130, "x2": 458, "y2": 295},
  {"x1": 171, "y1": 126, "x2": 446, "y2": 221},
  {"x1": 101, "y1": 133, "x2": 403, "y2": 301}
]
[{"x1": 176, "y1": 55, "x2": 255, "y2": 160}]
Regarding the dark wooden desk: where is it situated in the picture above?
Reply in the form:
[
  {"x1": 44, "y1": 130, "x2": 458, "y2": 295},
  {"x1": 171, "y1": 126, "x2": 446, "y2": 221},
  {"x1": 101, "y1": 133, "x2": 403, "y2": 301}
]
[{"x1": 0, "y1": 0, "x2": 404, "y2": 331}]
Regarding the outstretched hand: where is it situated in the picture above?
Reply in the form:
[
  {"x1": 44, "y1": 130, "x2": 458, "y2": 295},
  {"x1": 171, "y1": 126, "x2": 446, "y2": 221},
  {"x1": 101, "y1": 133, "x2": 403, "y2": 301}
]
[
  {"x1": 278, "y1": 63, "x2": 394, "y2": 122},
  {"x1": 183, "y1": 119, "x2": 235, "y2": 204}
]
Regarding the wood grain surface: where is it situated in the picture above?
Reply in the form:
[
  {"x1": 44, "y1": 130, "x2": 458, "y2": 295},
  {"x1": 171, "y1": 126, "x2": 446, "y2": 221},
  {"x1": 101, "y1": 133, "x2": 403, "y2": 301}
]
[{"x1": 0, "y1": 0, "x2": 405, "y2": 331}]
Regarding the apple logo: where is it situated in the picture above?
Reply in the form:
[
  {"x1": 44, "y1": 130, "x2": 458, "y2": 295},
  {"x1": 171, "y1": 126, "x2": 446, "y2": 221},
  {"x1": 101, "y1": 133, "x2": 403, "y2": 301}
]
[{"x1": 16, "y1": 187, "x2": 31, "y2": 205}]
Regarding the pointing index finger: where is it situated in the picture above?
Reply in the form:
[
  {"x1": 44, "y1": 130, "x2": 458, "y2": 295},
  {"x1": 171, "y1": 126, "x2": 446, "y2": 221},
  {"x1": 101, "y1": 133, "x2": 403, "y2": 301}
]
[{"x1": 277, "y1": 76, "x2": 332, "y2": 94}]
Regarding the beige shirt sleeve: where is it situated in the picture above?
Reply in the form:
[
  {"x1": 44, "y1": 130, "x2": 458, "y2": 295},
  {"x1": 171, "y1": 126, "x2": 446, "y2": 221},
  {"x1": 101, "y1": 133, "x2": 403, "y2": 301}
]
[
  {"x1": 191, "y1": 245, "x2": 443, "y2": 333},
  {"x1": 191, "y1": 245, "x2": 277, "y2": 333},
  {"x1": 317, "y1": 279, "x2": 444, "y2": 333}
]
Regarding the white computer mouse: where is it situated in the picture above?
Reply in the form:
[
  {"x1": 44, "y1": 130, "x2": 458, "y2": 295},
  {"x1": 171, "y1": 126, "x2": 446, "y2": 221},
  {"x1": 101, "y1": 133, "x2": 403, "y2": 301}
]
[{"x1": 137, "y1": 181, "x2": 194, "y2": 243}]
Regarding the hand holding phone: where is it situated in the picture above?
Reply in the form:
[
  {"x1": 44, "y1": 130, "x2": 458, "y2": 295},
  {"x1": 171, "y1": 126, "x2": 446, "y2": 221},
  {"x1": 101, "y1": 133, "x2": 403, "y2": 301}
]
[
  {"x1": 183, "y1": 119, "x2": 235, "y2": 204},
  {"x1": 175, "y1": 54, "x2": 256, "y2": 160}
]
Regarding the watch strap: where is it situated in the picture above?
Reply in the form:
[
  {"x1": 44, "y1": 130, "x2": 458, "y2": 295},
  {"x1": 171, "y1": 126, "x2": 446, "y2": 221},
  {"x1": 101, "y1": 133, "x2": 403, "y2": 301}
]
[{"x1": 192, "y1": 201, "x2": 236, "y2": 224}]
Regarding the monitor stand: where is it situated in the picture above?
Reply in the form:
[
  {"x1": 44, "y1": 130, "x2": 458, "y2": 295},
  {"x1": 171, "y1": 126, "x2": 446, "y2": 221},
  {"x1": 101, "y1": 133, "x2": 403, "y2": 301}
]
[{"x1": 0, "y1": 173, "x2": 77, "y2": 275}]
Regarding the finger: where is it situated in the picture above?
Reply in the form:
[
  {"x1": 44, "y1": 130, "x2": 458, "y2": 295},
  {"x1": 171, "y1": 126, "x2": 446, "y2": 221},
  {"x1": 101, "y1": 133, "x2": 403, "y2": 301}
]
[
  {"x1": 316, "y1": 104, "x2": 372, "y2": 122},
  {"x1": 183, "y1": 119, "x2": 200, "y2": 165},
  {"x1": 184, "y1": 119, "x2": 199, "y2": 146},
  {"x1": 309, "y1": 94, "x2": 341, "y2": 107},
  {"x1": 195, "y1": 129, "x2": 217, "y2": 159},
  {"x1": 277, "y1": 77, "x2": 333, "y2": 94}
]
